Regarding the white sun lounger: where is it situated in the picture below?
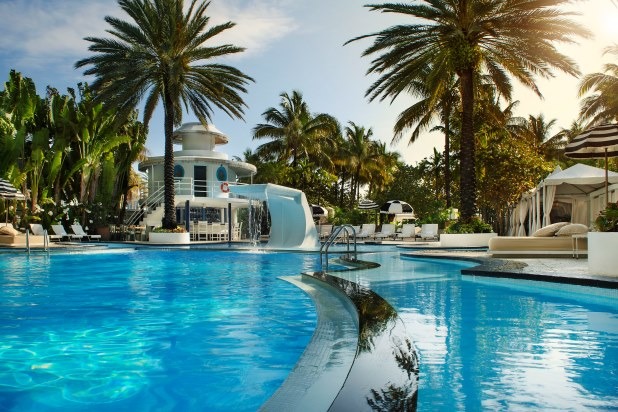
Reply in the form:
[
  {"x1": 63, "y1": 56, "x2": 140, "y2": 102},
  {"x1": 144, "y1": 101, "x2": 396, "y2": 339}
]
[
  {"x1": 52, "y1": 224, "x2": 85, "y2": 241},
  {"x1": 71, "y1": 224, "x2": 101, "y2": 241}
]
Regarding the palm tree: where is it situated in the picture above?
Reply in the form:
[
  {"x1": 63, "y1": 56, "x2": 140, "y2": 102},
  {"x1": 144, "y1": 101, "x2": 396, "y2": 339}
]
[
  {"x1": 348, "y1": 0, "x2": 588, "y2": 221},
  {"x1": 579, "y1": 45, "x2": 618, "y2": 124},
  {"x1": 342, "y1": 121, "x2": 375, "y2": 203},
  {"x1": 75, "y1": 0, "x2": 253, "y2": 229},
  {"x1": 516, "y1": 114, "x2": 566, "y2": 162},
  {"x1": 253, "y1": 90, "x2": 338, "y2": 178},
  {"x1": 391, "y1": 66, "x2": 458, "y2": 207}
]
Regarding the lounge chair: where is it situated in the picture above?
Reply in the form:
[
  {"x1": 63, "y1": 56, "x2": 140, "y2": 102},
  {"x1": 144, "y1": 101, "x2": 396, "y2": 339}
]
[
  {"x1": 52, "y1": 224, "x2": 85, "y2": 241},
  {"x1": 374, "y1": 223, "x2": 396, "y2": 240},
  {"x1": 318, "y1": 224, "x2": 333, "y2": 240},
  {"x1": 394, "y1": 224, "x2": 416, "y2": 241},
  {"x1": 355, "y1": 223, "x2": 376, "y2": 240},
  {"x1": 71, "y1": 224, "x2": 101, "y2": 241},
  {"x1": 31, "y1": 223, "x2": 62, "y2": 242},
  {"x1": 419, "y1": 224, "x2": 439, "y2": 241}
]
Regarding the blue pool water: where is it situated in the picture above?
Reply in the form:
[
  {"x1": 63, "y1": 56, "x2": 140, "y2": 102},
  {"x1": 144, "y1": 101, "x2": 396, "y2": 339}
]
[
  {"x1": 0, "y1": 249, "x2": 319, "y2": 411},
  {"x1": 332, "y1": 253, "x2": 618, "y2": 411},
  {"x1": 2, "y1": 248, "x2": 618, "y2": 411}
]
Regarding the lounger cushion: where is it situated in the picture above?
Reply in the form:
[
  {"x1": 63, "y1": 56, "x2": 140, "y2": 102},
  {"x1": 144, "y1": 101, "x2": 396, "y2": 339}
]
[
  {"x1": 532, "y1": 222, "x2": 569, "y2": 237},
  {"x1": 555, "y1": 223, "x2": 588, "y2": 236},
  {"x1": 0, "y1": 225, "x2": 20, "y2": 236},
  {"x1": 488, "y1": 236, "x2": 587, "y2": 256}
]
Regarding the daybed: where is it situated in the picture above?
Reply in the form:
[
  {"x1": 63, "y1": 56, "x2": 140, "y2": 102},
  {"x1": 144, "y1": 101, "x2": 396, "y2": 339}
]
[
  {"x1": 488, "y1": 222, "x2": 588, "y2": 257},
  {"x1": 0, "y1": 224, "x2": 45, "y2": 247}
]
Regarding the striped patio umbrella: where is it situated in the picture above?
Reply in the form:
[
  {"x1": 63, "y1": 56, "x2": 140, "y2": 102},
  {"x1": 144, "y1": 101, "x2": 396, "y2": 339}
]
[
  {"x1": 0, "y1": 178, "x2": 26, "y2": 223},
  {"x1": 358, "y1": 199, "x2": 380, "y2": 210},
  {"x1": 565, "y1": 123, "x2": 618, "y2": 205},
  {"x1": 0, "y1": 178, "x2": 25, "y2": 200}
]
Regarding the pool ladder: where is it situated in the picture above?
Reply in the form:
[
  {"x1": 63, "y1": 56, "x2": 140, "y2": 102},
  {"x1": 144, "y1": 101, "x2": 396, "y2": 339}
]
[
  {"x1": 25, "y1": 230, "x2": 50, "y2": 255},
  {"x1": 320, "y1": 224, "x2": 357, "y2": 270}
]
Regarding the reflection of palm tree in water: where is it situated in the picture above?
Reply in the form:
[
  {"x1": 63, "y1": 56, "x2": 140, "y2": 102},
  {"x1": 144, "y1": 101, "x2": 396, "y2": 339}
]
[
  {"x1": 366, "y1": 339, "x2": 419, "y2": 411},
  {"x1": 331, "y1": 276, "x2": 419, "y2": 411}
]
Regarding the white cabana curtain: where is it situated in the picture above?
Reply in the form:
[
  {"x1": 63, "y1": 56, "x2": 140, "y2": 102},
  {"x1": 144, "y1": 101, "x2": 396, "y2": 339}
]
[
  {"x1": 535, "y1": 192, "x2": 542, "y2": 232},
  {"x1": 517, "y1": 198, "x2": 528, "y2": 236},
  {"x1": 527, "y1": 197, "x2": 534, "y2": 234},
  {"x1": 543, "y1": 184, "x2": 557, "y2": 227},
  {"x1": 508, "y1": 205, "x2": 517, "y2": 236},
  {"x1": 571, "y1": 198, "x2": 588, "y2": 225}
]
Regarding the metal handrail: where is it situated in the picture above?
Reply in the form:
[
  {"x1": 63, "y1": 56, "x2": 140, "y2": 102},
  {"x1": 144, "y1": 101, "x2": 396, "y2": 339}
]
[
  {"x1": 320, "y1": 224, "x2": 357, "y2": 270},
  {"x1": 126, "y1": 185, "x2": 166, "y2": 226},
  {"x1": 44, "y1": 229, "x2": 49, "y2": 251}
]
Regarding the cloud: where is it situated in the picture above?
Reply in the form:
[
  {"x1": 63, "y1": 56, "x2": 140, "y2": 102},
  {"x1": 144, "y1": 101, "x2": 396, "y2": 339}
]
[
  {"x1": 0, "y1": 0, "x2": 116, "y2": 67},
  {"x1": 0, "y1": 0, "x2": 296, "y2": 68},
  {"x1": 206, "y1": 0, "x2": 298, "y2": 58}
]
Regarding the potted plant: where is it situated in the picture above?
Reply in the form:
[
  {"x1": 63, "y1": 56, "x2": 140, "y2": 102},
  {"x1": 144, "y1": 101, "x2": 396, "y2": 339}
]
[
  {"x1": 149, "y1": 226, "x2": 191, "y2": 244},
  {"x1": 86, "y1": 201, "x2": 113, "y2": 240},
  {"x1": 439, "y1": 217, "x2": 497, "y2": 247},
  {"x1": 588, "y1": 202, "x2": 618, "y2": 276}
]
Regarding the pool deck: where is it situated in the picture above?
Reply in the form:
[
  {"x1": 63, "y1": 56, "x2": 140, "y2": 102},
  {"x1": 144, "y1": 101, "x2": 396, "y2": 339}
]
[{"x1": 393, "y1": 241, "x2": 618, "y2": 288}]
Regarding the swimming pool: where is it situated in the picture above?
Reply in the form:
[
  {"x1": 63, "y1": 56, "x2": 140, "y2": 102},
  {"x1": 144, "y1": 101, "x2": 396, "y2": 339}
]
[
  {"x1": 1, "y1": 247, "x2": 617, "y2": 411},
  {"x1": 332, "y1": 252, "x2": 618, "y2": 411},
  {"x1": 0, "y1": 249, "x2": 320, "y2": 411}
]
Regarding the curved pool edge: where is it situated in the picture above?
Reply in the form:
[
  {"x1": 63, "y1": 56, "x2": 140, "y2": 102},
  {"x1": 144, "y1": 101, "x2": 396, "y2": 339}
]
[
  {"x1": 305, "y1": 271, "x2": 419, "y2": 412},
  {"x1": 399, "y1": 252, "x2": 618, "y2": 289},
  {"x1": 260, "y1": 275, "x2": 359, "y2": 412}
]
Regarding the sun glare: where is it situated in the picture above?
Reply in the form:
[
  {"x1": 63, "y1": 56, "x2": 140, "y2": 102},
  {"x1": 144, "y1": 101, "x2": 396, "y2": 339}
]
[{"x1": 599, "y1": 10, "x2": 618, "y2": 37}]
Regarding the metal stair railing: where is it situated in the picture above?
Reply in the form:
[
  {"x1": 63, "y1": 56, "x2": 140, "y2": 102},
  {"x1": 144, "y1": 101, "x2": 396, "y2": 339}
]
[
  {"x1": 320, "y1": 224, "x2": 357, "y2": 270},
  {"x1": 125, "y1": 185, "x2": 166, "y2": 227}
]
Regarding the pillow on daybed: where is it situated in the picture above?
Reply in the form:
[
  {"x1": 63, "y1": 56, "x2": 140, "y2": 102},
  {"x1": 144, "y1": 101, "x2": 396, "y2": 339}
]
[
  {"x1": 532, "y1": 222, "x2": 569, "y2": 237},
  {"x1": 0, "y1": 225, "x2": 20, "y2": 236},
  {"x1": 555, "y1": 223, "x2": 588, "y2": 237}
]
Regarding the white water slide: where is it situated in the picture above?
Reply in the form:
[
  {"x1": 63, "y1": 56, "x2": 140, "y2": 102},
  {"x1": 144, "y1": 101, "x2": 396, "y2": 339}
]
[{"x1": 230, "y1": 183, "x2": 320, "y2": 250}]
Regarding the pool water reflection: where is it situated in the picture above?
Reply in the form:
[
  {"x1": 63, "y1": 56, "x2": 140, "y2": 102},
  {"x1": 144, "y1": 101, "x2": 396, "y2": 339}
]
[{"x1": 332, "y1": 253, "x2": 618, "y2": 411}]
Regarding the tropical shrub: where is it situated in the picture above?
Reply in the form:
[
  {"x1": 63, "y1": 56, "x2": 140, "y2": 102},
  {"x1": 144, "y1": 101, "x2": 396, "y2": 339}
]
[
  {"x1": 594, "y1": 202, "x2": 618, "y2": 232},
  {"x1": 445, "y1": 217, "x2": 493, "y2": 234}
]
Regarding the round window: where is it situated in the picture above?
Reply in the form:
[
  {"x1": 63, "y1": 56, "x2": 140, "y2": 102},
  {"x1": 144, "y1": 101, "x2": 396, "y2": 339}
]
[
  {"x1": 216, "y1": 165, "x2": 228, "y2": 181},
  {"x1": 174, "y1": 164, "x2": 185, "y2": 178}
]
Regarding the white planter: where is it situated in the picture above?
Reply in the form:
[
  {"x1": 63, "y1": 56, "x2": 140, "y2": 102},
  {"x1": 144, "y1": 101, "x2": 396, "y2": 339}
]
[
  {"x1": 439, "y1": 233, "x2": 497, "y2": 248},
  {"x1": 148, "y1": 232, "x2": 191, "y2": 244},
  {"x1": 588, "y1": 232, "x2": 618, "y2": 276}
]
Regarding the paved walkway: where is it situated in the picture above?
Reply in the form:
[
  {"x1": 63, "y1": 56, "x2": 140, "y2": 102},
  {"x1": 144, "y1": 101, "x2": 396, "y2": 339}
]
[{"x1": 392, "y1": 241, "x2": 618, "y2": 288}]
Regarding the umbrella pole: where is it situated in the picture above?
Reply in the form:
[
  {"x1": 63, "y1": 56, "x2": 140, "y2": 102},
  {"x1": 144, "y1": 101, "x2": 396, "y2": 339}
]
[{"x1": 606, "y1": 147, "x2": 609, "y2": 206}]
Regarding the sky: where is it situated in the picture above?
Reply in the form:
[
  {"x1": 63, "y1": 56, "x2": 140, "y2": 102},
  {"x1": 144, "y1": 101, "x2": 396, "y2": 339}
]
[{"x1": 1, "y1": 0, "x2": 617, "y2": 165}]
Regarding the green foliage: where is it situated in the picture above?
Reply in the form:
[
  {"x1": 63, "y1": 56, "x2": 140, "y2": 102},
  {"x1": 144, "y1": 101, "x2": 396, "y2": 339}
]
[
  {"x1": 445, "y1": 217, "x2": 493, "y2": 234},
  {"x1": 331, "y1": 207, "x2": 368, "y2": 226},
  {"x1": 594, "y1": 202, "x2": 618, "y2": 232},
  {"x1": 152, "y1": 226, "x2": 187, "y2": 233}
]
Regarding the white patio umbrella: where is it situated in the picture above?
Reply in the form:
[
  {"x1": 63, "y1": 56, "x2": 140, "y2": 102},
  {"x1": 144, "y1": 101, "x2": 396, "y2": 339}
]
[
  {"x1": 0, "y1": 178, "x2": 26, "y2": 223},
  {"x1": 565, "y1": 123, "x2": 618, "y2": 205},
  {"x1": 311, "y1": 204, "x2": 328, "y2": 217},
  {"x1": 380, "y1": 200, "x2": 413, "y2": 214}
]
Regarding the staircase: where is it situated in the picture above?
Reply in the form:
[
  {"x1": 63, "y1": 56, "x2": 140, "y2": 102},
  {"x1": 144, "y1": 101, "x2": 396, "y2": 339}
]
[{"x1": 125, "y1": 186, "x2": 165, "y2": 227}]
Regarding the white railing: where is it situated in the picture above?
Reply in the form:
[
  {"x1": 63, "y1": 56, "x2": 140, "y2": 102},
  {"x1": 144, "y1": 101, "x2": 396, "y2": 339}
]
[{"x1": 145, "y1": 178, "x2": 243, "y2": 201}]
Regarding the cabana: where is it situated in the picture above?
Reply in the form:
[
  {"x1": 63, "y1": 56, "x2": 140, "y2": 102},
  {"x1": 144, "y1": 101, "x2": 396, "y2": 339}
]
[{"x1": 509, "y1": 163, "x2": 618, "y2": 236}]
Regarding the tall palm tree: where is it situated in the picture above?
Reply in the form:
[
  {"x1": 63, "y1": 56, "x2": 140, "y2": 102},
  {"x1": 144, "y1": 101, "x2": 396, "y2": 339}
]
[
  {"x1": 343, "y1": 121, "x2": 375, "y2": 203},
  {"x1": 579, "y1": 45, "x2": 618, "y2": 124},
  {"x1": 348, "y1": 0, "x2": 588, "y2": 221},
  {"x1": 75, "y1": 0, "x2": 253, "y2": 229},
  {"x1": 516, "y1": 114, "x2": 566, "y2": 161},
  {"x1": 391, "y1": 66, "x2": 459, "y2": 207},
  {"x1": 253, "y1": 90, "x2": 338, "y2": 172}
]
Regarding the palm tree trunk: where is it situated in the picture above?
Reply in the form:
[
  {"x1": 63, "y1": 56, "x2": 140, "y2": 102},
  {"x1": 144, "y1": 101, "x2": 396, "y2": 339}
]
[
  {"x1": 459, "y1": 67, "x2": 476, "y2": 222},
  {"x1": 444, "y1": 105, "x2": 452, "y2": 208},
  {"x1": 162, "y1": 92, "x2": 177, "y2": 229}
]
